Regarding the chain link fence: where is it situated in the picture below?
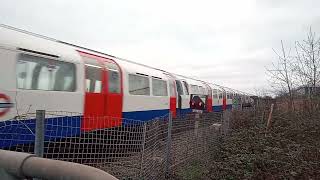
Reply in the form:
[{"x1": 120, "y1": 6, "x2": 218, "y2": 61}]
[{"x1": 0, "y1": 110, "x2": 227, "y2": 179}]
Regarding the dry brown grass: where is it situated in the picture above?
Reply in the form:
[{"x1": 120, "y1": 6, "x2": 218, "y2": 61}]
[{"x1": 175, "y1": 105, "x2": 320, "y2": 179}]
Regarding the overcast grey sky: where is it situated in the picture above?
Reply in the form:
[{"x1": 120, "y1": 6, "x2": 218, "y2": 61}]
[{"x1": 1, "y1": 0, "x2": 320, "y2": 94}]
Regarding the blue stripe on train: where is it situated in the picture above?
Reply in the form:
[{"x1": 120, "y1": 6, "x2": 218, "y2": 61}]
[
  {"x1": 177, "y1": 108, "x2": 192, "y2": 117},
  {"x1": 0, "y1": 116, "x2": 82, "y2": 149},
  {"x1": 122, "y1": 109, "x2": 170, "y2": 125},
  {"x1": 212, "y1": 105, "x2": 233, "y2": 112},
  {"x1": 0, "y1": 108, "x2": 196, "y2": 149},
  {"x1": 213, "y1": 105, "x2": 223, "y2": 112}
]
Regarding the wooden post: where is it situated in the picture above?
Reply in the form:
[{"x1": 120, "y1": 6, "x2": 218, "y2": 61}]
[{"x1": 265, "y1": 104, "x2": 274, "y2": 135}]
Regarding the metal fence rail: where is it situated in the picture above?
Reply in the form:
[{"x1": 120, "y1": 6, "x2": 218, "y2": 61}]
[
  {"x1": 0, "y1": 111, "x2": 225, "y2": 179},
  {"x1": 0, "y1": 149, "x2": 117, "y2": 180}
]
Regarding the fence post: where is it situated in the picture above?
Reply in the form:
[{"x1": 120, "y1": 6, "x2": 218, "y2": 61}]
[
  {"x1": 165, "y1": 112, "x2": 172, "y2": 178},
  {"x1": 35, "y1": 110, "x2": 45, "y2": 157},
  {"x1": 222, "y1": 110, "x2": 230, "y2": 136},
  {"x1": 140, "y1": 123, "x2": 147, "y2": 178}
]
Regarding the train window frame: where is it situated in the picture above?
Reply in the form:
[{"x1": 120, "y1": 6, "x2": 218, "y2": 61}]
[
  {"x1": 105, "y1": 62, "x2": 121, "y2": 94},
  {"x1": 182, "y1": 81, "x2": 189, "y2": 95},
  {"x1": 152, "y1": 78, "x2": 168, "y2": 96},
  {"x1": 175, "y1": 80, "x2": 184, "y2": 95},
  {"x1": 212, "y1": 89, "x2": 218, "y2": 99},
  {"x1": 169, "y1": 80, "x2": 176, "y2": 97},
  {"x1": 198, "y1": 86, "x2": 205, "y2": 94},
  {"x1": 16, "y1": 53, "x2": 76, "y2": 92},
  {"x1": 191, "y1": 85, "x2": 198, "y2": 94},
  {"x1": 128, "y1": 73, "x2": 150, "y2": 96}
]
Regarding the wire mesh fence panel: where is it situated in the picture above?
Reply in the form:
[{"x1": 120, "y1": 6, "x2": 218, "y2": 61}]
[
  {"x1": 0, "y1": 110, "x2": 228, "y2": 179},
  {"x1": 168, "y1": 112, "x2": 222, "y2": 172}
]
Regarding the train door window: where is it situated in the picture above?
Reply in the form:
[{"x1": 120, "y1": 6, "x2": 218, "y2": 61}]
[
  {"x1": 169, "y1": 80, "x2": 175, "y2": 97},
  {"x1": 85, "y1": 64, "x2": 102, "y2": 93},
  {"x1": 152, "y1": 78, "x2": 168, "y2": 96},
  {"x1": 105, "y1": 62, "x2": 120, "y2": 93},
  {"x1": 218, "y1": 91, "x2": 223, "y2": 99},
  {"x1": 16, "y1": 54, "x2": 76, "y2": 91},
  {"x1": 129, "y1": 74, "x2": 150, "y2": 95},
  {"x1": 182, "y1": 81, "x2": 189, "y2": 95},
  {"x1": 175, "y1": 80, "x2": 184, "y2": 95},
  {"x1": 207, "y1": 87, "x2": 212, "y2": 97}
]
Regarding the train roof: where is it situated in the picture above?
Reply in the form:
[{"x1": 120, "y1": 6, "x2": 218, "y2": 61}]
[
  {"x1": 116, "y1": 60, "x2": 170, "y2": 79},
  {"x1": 174, "y1": 74, "x2": 208, "y2": 87},
  {"x1": 0, "y1": 25, "x2": 81, "y2": 64},
  {"x1": 0, "y1": 24, "x2": 249, "y2": 94}
]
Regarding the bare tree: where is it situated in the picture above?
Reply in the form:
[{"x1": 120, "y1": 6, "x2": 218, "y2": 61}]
[
  {"x1": 266, "y1": 40, "x2": 296, "y2": 111},
  {"x1": 294, "y1": 27, "x2": 320, "y2": 97}
]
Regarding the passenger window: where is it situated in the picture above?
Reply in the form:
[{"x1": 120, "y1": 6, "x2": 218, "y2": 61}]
[
  {"x1": 106, "y1": 62, "x2": 121, "y2": 93},
  {"x1": 191, "y1": 85, "x2": 198, "y2": 94},
  {"x1": 182, "y1": 81, "x2": 189, "y2": 95},
  {"x1": 199, "y1": 86, "x2": 205, "y2": 94},
  {"x1": 129, "y1": 74, "x2": 150, "y2": 95},
  {"x1": 85, "y1": 64, "x2": 102, "y2": 93},
  {"x1": 152, "y1": 78, "x2": 168, "y2": 96},
  {"x1": 212, "y1": 89, "x2": 218, "y2": 99},
  {"x1": 16, "y1": 54, "x2": 76, "y2": 91},
  {"x1": 175, "y1": 80, "x2": 184, "y2": 95}
]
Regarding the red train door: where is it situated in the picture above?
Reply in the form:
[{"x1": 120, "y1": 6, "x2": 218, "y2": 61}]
[
  {"x1": 103, "y1": 60, "x2": 123, "y2": 127},
  {"x1": 80, "y1": 51, "x2": 123, "y2": 131},
  {"x1": 205, "y1": 84, "x2": 212, "y2": 112}
]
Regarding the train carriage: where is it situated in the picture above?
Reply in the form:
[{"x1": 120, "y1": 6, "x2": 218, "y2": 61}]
[
  {"x1": 116, "y1": 60, "x2": 173, "y2": 121},
  {"x1": 0, "y1": 25, "x2": 245, "y2": 149},
  {"x1": 224, "y1": 88, "x2": 235, "y2": 110},
  {"x1": 175, "y1": 75, "x2": 212, "y2": 113},
  {"x1": 208, "y1": 84, "x2": 226, "y2": 112},
  {"x1": 0, "y1": 26, "x2": 85, "y2": 148}
]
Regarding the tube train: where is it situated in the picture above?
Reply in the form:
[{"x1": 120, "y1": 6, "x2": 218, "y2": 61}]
[{"x1": 0, "y1": 25, "x2": 253, "y2": 148}]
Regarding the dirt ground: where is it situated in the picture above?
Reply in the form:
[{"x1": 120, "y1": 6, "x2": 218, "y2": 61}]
[{"x1": 173, "y1": 109, "x2": 320, "y2": 180}]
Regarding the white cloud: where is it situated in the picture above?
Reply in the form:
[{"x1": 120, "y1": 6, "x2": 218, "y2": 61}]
[{"x1": 1, "y1": 0, "x2": 320, "y2": 94}]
